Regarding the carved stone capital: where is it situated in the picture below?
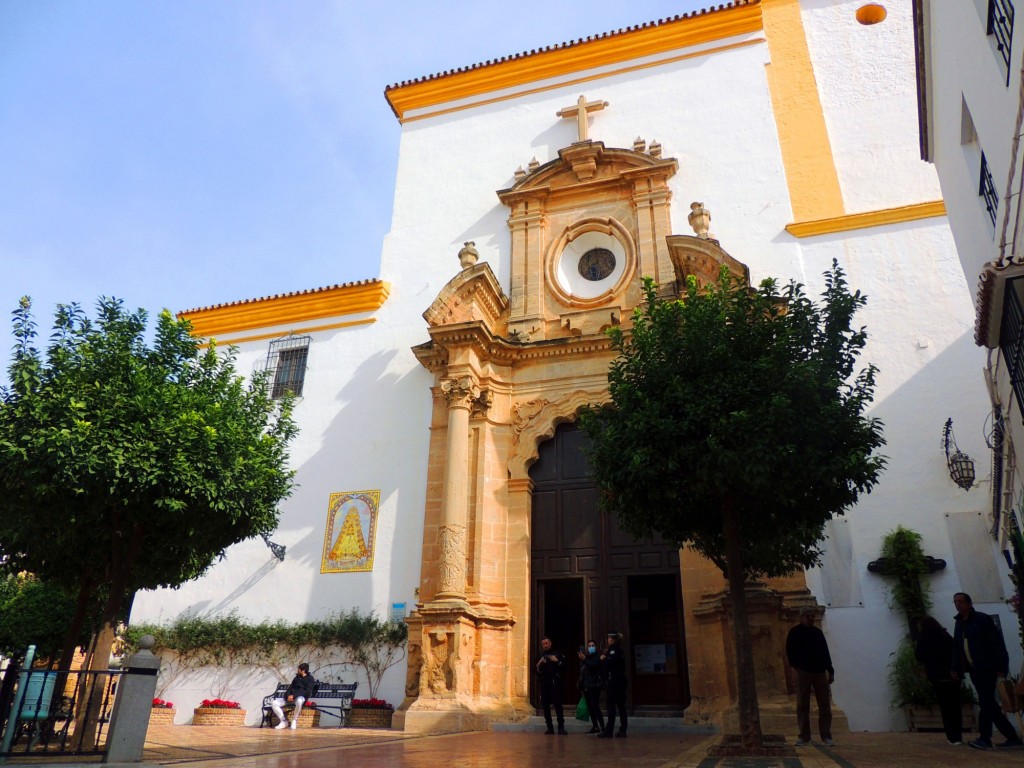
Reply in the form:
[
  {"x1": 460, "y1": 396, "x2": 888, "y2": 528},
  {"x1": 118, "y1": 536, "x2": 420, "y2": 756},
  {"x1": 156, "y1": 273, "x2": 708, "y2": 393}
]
[{"x1": 441, "y1": 376, "x2": 479, "y2": 408}]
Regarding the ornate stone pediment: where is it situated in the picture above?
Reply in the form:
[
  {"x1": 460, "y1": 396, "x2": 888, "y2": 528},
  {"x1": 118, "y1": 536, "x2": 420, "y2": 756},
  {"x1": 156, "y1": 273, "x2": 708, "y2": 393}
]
[
  {"x1": 422, "y1": 262, "x2": 509, "y2": 333},
  {"x1": 666, "y1": 233, "x2": 750, "y2": 293}
]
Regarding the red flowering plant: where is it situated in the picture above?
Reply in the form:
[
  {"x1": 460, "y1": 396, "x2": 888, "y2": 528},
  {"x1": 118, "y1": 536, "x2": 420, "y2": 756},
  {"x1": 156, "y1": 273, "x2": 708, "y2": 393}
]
[
  {"x1": 350, "y1": 698, "x2": 393, "y2": 711},
  {"x1": 198, "y1": 698, "x2": 241, "y2": 709},
  {"x1": 152, "y1": 698, "x2": 174, "y2": 709},
  {"x1": 303, "y1": 701, "x2": 317, "y2": 709}
]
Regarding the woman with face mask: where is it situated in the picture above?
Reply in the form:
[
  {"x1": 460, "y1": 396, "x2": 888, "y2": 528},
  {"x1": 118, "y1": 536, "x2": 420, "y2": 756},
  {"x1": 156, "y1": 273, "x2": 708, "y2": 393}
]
[{"x1": 577, "y1": 640, "x2": 606, "y2": 734}]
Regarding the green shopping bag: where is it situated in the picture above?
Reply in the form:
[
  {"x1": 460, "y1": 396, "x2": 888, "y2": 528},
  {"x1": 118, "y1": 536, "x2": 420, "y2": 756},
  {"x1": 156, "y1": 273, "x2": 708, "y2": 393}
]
[{"x1": 575, "y1": 696, "x2": 589, "y2": 722}]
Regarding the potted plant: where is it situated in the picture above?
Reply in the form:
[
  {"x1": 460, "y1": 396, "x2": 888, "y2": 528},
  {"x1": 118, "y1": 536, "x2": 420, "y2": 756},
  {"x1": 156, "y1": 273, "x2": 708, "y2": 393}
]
[
  {"x1": 149, "y1": 697, "x2": 176, "y2": 726},
  {"x1": 192, "y1": 698, "x2": 246, "y2": 726},
  {"x1": 888, "y1": 641, "x2": 977, "y2": 731},
  {"x1": 346, "y1": 698, "x2": 394, "y2": 729}
]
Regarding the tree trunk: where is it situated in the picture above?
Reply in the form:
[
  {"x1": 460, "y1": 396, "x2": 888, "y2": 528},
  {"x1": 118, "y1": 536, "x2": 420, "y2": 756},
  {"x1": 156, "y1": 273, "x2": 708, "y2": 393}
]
[
  {"x1": 74, "y1": 580, "x2": 128, "y2": 749},
  {"x1": 57, "y1": 575, "x2": 92, "y2": 672},
  {"x1": 722, "y1": 494, "x2": 764, "y2": 751}
]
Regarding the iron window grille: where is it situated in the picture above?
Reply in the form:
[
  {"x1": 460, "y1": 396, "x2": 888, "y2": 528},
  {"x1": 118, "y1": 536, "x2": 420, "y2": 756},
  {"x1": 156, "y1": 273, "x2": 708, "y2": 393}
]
[
  {"x1": 988, "y1": 0, "x2": 1015, "y2": 85},
  {"x1": 266, "y1": 335, "x2": 311, "y2": 398},
  {"x1": 1001, "y1": 278, "x2": 1024, "y2": 417},
  {"x1": 981, "y1": 152, "x2": 999, "y2": 228}
]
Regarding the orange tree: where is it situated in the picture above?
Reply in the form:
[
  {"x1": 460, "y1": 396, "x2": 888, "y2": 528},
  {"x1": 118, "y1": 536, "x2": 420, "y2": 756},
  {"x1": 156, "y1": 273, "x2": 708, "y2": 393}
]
[
  {"x1": 0, "y1": 298, "x2": 296, "y2": 694},
  {"x1": 580, "y1": 262, "x2": 885, "y2": 751}
]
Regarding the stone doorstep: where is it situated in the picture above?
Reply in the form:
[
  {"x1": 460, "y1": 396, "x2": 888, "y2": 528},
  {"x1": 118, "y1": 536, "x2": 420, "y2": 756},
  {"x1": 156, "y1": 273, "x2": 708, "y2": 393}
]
[{"x1": 492, "y1": 715, "x2": 717, "y2": 734}]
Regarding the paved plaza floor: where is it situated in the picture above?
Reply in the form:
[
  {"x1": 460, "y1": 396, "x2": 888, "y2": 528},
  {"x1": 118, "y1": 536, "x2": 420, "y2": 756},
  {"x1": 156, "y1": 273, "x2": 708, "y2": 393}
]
[{"x1": 9, "y1": 725, "x2": 1024, "y2": 768}]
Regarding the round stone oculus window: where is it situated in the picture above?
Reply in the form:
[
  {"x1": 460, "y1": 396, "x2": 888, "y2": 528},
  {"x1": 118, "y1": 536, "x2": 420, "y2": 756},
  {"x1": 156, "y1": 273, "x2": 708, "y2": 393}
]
[{"x1": 554, "y1": 228, "x2": 627, "y2": 301}]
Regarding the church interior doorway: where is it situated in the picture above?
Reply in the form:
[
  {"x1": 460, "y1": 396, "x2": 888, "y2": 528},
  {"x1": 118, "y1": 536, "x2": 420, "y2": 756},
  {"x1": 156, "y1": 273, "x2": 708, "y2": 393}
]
[{"x1": 529, "y1": 421, "x2": 690, "y2": 713}]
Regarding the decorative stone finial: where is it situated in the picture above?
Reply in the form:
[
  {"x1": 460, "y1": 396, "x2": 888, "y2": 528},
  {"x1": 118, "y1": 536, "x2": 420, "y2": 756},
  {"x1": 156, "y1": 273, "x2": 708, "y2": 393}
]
[
  {"x1": 528, "y1": 157, "x2": 540, "y2": 172},
  {"x1": 649, "y1": 140, "x2": 662, "y2": 158},
  {"x1": 514, "y1": 166, "x2": 527, "y2": 180},
  {"x1": 633, "y1": 137, "x2": 646, "y2": 153},
  {"x1": 688, "y1": 202, "x2": 711, "y2": 239},
  {"x1": 458, "y1": 241, "x2": 479, "y2": 269},
  {"x1": 139, "y1": 634, "x2": 156, "y2": 651}
]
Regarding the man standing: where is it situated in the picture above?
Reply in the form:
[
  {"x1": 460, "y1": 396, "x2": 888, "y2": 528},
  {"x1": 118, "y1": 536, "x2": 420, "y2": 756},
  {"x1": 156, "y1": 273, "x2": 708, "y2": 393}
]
[
  {"x1": 951, "y1": 592, "x2": 1023, "y2": 750},
  {"x1": 598, "y1": 631, "x2": 628, "y2": 738},
  {"x1": 271, "y1": 662, "x2": 316, "y2": 730},
  {"x1": 786, "y1": 606, "x2": 834, "y2": 747},
  {"x1": 536, "y1": 636, "x2": 567, "y2": 735}
]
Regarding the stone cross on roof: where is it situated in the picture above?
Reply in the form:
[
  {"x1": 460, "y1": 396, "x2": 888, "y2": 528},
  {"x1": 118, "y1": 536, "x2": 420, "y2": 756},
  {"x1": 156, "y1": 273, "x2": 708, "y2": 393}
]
[{"x1": 556, "y1": 95, "x2": 609, "y2": 143}]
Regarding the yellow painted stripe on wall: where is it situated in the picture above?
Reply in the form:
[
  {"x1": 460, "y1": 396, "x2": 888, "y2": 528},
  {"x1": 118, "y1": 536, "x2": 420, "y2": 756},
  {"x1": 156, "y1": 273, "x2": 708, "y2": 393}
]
[
  {"x1": 761, "y1": 0, "x2": 844, "y2": 222},
  {"x1": 785, "y1": 201, "x2": 946, "y2": 238},
  {"x1": 195, "y1": 317, "x2": 377, "y2": 348},
  {"x1": 180, "y1": 281, "x2": 390, "y2": 338},
  {"x1": 384, "y1": 3, "x2": 764, "y2": 121}
]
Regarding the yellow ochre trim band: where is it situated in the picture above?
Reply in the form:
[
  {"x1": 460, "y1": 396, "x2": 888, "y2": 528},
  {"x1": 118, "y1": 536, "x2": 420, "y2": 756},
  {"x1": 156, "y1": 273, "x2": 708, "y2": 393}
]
[
  {"x1": 785, "y1": 201, "x2": 947, "y2": 238},
  {"x1": 400, "y1": 38, "x2": 765, "y2": 125},
  {"x1": 180, "y1": 281, "x2": 391, "y2": 338},
  {"x1": 761, "y1": 0, "x2": 844, "y2": 222},
  {"x1": 384, "y1": 3, "x2": 763, "y2": 121},
  {"x1": 196, "y1": 318, "x2": 377, "y2": 348}
]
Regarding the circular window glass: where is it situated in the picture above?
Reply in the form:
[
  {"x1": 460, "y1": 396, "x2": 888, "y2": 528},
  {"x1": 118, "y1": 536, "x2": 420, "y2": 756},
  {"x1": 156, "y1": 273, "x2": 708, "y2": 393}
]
[{"x1": 578, "y1": 248, "x2": 616, "y2": 281}]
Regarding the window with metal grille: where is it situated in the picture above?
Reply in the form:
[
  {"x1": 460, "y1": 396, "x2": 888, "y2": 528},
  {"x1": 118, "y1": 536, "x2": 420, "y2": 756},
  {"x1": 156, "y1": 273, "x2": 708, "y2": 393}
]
[
  {"x1": 981, "y1": 152, "x2": 999, "y2": 228},
  {"x1": 988, "y1": 0, "x2": 1015, "y2": 84},
  {"x1": 266, "y1": 335, "x2": 311, "y2": 398},
  {"x1": 1000, "y1": 278, "x2": 1024, "y2": 416}
]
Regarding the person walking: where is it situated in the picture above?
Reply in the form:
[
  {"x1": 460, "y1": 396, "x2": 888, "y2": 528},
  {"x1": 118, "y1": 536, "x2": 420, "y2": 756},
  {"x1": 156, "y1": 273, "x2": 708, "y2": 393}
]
[
  {"x1": 915, "y1": 615, "x2": 962, "y2": 745},
  {"x1": 536, "y1": 636, "x2": 567, "y2": 735},
  {"x1": 577, "y1": 639, "x2": 606, "y2": 734},
  {"x1": 270, "y1": 662, "x2": 316, "y2": 730},
  {"x1": 598, "y1": 631, "x2": 627, "y2": 738},
  {"x1": 950, "y1": 592, "x2": 1023, "y2": 750},
  {"x1": 786, "y1": 606, "x2": 834, "y2": 747}
]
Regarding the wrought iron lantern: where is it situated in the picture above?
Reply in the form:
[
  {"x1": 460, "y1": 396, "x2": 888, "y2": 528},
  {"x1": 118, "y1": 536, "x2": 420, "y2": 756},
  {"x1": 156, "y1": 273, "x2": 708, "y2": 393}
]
[
  {"x1": 261, "y1": 533, "x2": 287, "y2": 562},
  {"x1": 942, "y1": 418, "x2": 975, "y2": 492}
]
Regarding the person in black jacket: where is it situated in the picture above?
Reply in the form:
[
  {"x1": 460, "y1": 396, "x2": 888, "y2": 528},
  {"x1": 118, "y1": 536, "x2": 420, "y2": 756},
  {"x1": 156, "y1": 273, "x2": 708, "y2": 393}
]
[
  {"x1": 598, "y1": 631, "x2": 628, "y2": 738},
  {"x1": 536, "y1": 636, "x2": 567, "y2": 734},
  {"x1": 270, "y1": 663, "x2": 316, "y2": 730},
  {"x1": 950, "y1": 592, "x2": 1023, "y2": 750},
  {"x1": 786, "y1": 606, "x2": 834, "y2": 746},
  {"x1": 577, "y1": 639, "x2": 606, "y2": 734},
  {"x1": 915, "y1": 615, "x2": 962, "y2": 745}
]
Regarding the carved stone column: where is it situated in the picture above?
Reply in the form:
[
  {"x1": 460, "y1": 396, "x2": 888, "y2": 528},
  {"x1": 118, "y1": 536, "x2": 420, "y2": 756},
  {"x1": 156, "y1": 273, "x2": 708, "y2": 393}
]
[{"x1": 436, "y1": 375, "x2": 478, "y2": 602}]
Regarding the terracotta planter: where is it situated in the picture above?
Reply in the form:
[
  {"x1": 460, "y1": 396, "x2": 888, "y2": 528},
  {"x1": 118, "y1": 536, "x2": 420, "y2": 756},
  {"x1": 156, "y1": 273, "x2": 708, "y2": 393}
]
[
  {"x1": 192, "y1": 707, "x2": 246, "y2": 726},
  {"x1": 346, "y1": 708, "x2": 393, "y2": 729},
  {"x1": 149, "y1": 707, "x2": 177, "y2": 726},
  {"x1": 295, "y1": 708, "x2": 322, "y2": 728}
]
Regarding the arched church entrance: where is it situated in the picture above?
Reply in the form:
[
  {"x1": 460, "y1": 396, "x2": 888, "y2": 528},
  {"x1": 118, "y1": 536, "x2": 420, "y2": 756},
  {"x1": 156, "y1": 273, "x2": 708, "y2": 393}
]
[{"x1": 529, "y1": 421, "x2": 689, "y2": 713}]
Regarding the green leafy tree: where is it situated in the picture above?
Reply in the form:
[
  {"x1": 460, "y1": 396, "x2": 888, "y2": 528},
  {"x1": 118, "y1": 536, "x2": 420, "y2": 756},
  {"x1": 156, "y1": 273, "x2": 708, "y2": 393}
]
[
  {"x1": 0, "y1": 573, "x2": 87, "y2": 661},
  {"x1": 0, "y1": 297, "x2": 297, "y2": 719},
  {"x1": 580, "y1": 261, "x2": 885, "y2": 751}
]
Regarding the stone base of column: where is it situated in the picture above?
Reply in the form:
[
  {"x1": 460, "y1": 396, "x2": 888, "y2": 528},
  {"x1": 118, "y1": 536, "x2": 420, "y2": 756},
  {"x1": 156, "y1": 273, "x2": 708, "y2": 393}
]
[
  {"x1": 396, "y1": 697, "x2": 532, "y2": 734},
  {"x1": 719, "y1": 694, "x2": 850, "y2": 736}
]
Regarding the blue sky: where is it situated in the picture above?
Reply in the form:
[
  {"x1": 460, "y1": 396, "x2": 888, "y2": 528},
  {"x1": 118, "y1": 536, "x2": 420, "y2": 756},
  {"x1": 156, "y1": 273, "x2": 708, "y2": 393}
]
[{"x1": 1, "y1": 1, "x2": 710, "y2": 367}]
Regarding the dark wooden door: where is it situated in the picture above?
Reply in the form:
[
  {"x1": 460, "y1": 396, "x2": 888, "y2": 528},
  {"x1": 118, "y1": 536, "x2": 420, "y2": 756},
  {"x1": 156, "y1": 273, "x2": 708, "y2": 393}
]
[{"x1": 529, "y1": 422, "x2": 689, "y2": 710}]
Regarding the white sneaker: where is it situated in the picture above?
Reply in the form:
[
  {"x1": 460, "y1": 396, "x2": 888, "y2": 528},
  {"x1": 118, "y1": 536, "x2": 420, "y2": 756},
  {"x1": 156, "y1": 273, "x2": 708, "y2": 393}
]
[
  {"x1": 290, "y1": 721, "x2": 297, "y2": 729},
  {"x1": 274, "y1": 722, "x2": 287, "y2": 730}
]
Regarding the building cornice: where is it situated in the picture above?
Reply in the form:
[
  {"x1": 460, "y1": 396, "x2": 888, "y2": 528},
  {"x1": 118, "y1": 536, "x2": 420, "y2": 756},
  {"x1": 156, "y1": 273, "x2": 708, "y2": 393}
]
[
  {"x1": 179, "y1": 279, "x2": 391, "y2": 339},
  {"x1": 784, "y1": 201, "x2": 946, "y2": 238},
  {"x1": 383, "y1": 2, "x2": 762, "y2": 122}
]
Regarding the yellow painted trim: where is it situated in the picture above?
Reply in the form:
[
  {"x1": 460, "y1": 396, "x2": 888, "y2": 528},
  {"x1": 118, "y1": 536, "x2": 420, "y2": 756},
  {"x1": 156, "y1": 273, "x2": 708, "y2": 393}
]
[
  {"x1": 180, "y1": 281, "x2": 390, "y2": 338},
  {"x1": 785, "y1": 201, "x2": 947, "y2": 238},
  {"x1": 385, "y1": 3, "x2": 764, "y2": 121},
  {"x1": 196, "y1": 317, "x2": 377, "y2": 348},
  {"x1": 401, "y1": 38, "x2": 765, "y2": 124},
  {"x1": 761, "y1": 0, "x2": 844, "y2": 221}
]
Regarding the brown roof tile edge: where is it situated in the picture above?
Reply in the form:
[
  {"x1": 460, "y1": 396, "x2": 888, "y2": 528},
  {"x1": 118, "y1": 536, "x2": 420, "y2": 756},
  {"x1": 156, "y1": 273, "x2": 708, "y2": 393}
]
[
  {"x1": 178, "y1": 278, "x2": 386, "y2": 317},
  {"x1": 383, "y1": 1, "x2": 754, "y2": 92}
]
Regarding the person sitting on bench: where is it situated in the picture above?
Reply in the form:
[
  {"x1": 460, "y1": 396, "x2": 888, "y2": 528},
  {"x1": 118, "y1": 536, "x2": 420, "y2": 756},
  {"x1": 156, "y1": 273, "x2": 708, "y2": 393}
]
[{"x1": 270, "y1": 663, "x2": 316, "y2": 730}]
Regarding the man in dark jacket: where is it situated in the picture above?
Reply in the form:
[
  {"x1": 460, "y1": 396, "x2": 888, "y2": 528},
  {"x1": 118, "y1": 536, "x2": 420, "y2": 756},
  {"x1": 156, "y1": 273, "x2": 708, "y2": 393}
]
[
  {"x1": 536, "y1": 636, "x2": 567, "y2": 734},
  {"x1": 786, "y1": 606, "x2": 834, "y2": 747},
  {"x1": 950, "y1": 592, "x2": 1022, "y2": 750},
  {"x1": 598, "y1": 631, "x2": 628, "y2": 738},
  {"x1": 271, "y1": 663, "x2": 317, "y2": 730}
]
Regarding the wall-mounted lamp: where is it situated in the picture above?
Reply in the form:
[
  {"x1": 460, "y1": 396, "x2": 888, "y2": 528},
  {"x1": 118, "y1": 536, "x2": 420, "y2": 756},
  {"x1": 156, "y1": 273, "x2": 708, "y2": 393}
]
[
  {"x1": 942, "y1": 418, "x2": 975, "y2": 492},
  {"x1": 261, "y1": 533, "x2": 286, "y2": 562}
]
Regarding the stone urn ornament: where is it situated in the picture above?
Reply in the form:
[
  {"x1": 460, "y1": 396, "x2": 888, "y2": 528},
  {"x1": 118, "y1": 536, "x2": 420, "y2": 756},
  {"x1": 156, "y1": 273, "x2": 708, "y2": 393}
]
[
  {"x1": 458, "y1": 241, "x2": 479, "y2": 269},
  {"x1": 688, "y1": 202, "x2": 712, "y2": 239}
]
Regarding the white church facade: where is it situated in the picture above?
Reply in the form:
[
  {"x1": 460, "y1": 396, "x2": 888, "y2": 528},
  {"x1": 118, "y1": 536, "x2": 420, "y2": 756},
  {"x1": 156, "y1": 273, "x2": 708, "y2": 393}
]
[{"x1": 131, "y1": 0, "x2": 1019, "y2": 733}]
